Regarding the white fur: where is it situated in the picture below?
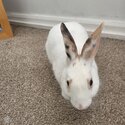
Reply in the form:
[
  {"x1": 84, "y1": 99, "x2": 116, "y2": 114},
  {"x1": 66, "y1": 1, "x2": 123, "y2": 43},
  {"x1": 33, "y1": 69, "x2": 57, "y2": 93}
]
[{"x1": 45, "y1": 22, "x2": 100, "y2": 110}]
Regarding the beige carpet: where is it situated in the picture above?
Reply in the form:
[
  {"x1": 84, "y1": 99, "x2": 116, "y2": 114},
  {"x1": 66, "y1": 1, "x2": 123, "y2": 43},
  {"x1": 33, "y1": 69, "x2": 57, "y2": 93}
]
[{"x1": 0, "y1": 25, "x2": 125, "y2": 125}]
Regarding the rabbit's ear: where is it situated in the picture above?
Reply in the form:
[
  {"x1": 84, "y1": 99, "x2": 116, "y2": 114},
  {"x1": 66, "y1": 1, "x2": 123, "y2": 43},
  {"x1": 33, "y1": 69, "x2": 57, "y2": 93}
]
[
  {"x1": 81, "y1": 22, "x2": 104, "y2": 60},
  {"x1": 61, "y1": 23, "x2": 78, "y2": 60}
]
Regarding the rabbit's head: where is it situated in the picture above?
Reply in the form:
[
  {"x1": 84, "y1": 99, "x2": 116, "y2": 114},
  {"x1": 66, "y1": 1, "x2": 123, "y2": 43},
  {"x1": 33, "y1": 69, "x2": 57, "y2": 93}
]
[{"x1": 60, "y1": 23, "x2": 103, "y2": 110}]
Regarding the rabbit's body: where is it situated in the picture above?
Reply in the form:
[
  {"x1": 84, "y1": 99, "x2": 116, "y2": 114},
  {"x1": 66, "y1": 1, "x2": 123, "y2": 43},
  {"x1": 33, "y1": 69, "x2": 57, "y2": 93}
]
[{"x1": 46, "y1": 22, "x2": 103, "y2": 110}]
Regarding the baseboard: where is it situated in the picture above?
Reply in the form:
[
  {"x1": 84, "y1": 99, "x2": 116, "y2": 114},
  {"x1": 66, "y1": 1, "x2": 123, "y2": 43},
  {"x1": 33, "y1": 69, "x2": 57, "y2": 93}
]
[{"x1": 8, "y1": 12, "x2": 125, "y2": 40}]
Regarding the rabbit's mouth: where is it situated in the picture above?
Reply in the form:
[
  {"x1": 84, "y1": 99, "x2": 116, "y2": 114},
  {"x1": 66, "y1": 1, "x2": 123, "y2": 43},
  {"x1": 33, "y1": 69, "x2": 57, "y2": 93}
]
[{"x1": 71, "y1": 99, "x2": 92, "y2": 110}]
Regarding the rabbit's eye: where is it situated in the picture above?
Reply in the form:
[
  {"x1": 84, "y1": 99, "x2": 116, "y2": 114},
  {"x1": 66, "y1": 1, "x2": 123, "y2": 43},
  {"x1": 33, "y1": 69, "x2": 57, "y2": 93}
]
[
  {"x1": 67, "y1": 80, "x2": 70, "y2": 86},
  {"x1": 89, "y1": 79, "x2": 93, "y2": 87},
  {"x1": 67, "y1": 80, "x2": 72, "y2": 87}
]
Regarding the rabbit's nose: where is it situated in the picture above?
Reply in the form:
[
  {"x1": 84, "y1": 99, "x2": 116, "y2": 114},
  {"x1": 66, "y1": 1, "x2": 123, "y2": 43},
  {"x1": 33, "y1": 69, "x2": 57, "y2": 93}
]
[
  {"x1": 78, "y1": 104, "x2": 83, "y2": 110},
  {"x1": 77, "y1": 99, "x2": 92, "y2": 110}
]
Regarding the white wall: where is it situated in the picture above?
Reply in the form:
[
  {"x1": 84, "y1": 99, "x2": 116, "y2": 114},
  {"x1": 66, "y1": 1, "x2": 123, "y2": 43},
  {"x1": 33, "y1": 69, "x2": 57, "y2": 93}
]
[
  {"x1": 3, "y1": 0, "x2": 125, "y2": 39},
  {"x1": 4, "y1": 0, "x2": 125, "y2": 20}
]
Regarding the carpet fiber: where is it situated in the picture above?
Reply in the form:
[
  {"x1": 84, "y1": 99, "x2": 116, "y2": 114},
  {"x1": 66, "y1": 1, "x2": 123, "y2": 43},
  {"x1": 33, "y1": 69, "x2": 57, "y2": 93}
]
[{"x1": 0, "y1": 25, "x2": 125, "y2": 125}]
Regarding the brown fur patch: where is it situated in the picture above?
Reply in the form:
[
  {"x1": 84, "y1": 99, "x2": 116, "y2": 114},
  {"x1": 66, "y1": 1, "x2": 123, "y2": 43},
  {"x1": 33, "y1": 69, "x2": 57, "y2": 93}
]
[
  {"x1": 80, "y1": 23, "x2": 104, "y2": 60},
  {"x1": 61, "y1": 23, "x2": 78, "y2": 60}
]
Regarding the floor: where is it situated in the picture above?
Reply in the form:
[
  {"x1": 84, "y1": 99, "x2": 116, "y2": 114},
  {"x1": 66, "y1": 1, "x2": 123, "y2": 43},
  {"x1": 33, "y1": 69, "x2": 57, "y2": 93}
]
[{"x1": 0, "y1": 25, "x2": 125, "y2": 125}]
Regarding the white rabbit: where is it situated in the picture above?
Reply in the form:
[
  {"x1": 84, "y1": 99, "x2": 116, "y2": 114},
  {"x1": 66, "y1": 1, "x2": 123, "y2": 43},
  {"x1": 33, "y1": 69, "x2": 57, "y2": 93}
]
[{"x1": 45, "y1": 22, "x2": 103, "y2": 110}]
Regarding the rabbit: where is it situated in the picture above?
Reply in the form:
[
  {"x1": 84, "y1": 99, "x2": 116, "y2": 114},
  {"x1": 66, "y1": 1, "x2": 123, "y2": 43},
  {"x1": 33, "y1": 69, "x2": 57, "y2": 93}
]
[{"x1": 45, "y1": 22, "x2": 103, "y2": 110}]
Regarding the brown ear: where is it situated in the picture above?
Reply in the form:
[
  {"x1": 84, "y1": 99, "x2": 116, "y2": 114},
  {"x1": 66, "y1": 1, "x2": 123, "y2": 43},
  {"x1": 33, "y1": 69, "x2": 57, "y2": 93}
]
[
  {"x1": 61, "y1": 23, "x2": 78, "y2": 60},
  {"x1": 81, "y1": 22, "x2": 104, "y2": 60}
]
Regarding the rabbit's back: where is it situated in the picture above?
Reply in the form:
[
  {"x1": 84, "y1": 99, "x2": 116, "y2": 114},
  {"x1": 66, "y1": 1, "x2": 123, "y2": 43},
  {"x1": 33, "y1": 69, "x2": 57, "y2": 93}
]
[{"x1": 46, "y1": 22, "x2": 88, "y2": 64}]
